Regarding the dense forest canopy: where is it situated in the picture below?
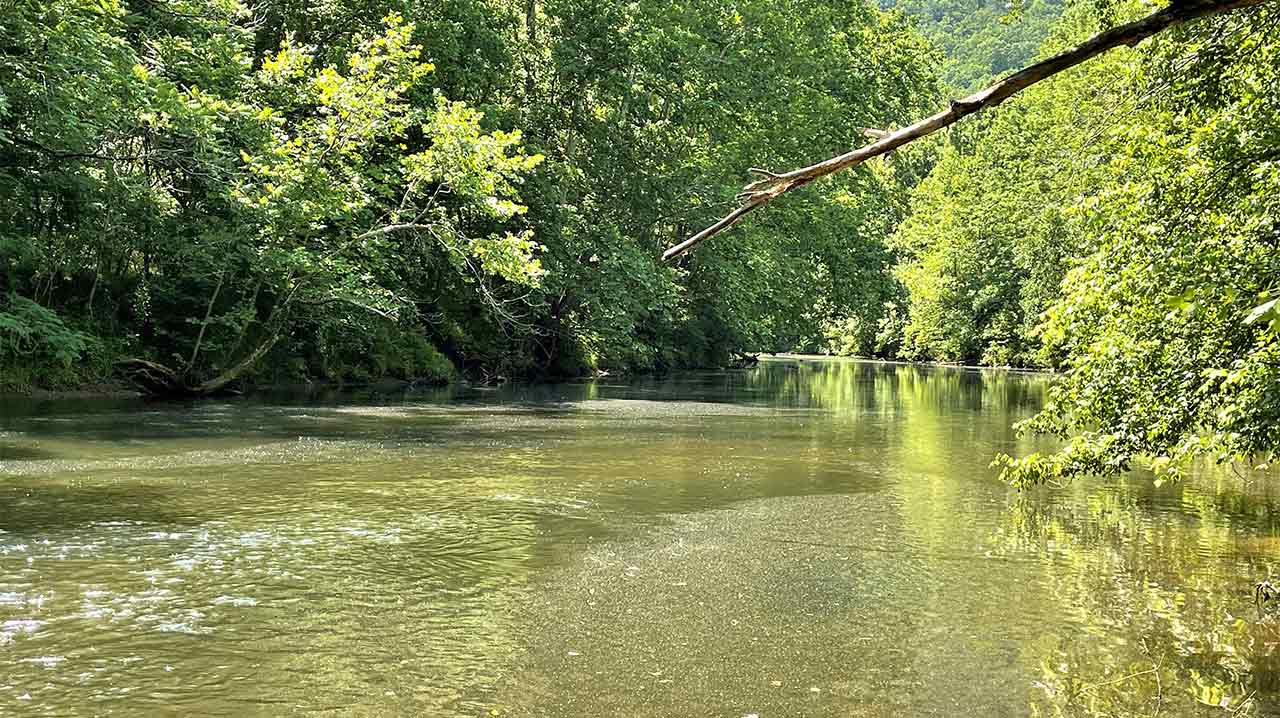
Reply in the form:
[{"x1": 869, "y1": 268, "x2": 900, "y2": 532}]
[
  {"x1": 1, "y1": 0, "x2": 1277, "y2": 482},
  {"x1": 0, "y1": 0, "x2": 938, "y2": 391}
]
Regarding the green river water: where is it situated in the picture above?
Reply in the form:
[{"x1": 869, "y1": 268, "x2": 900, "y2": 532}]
[{"x1": 2, "y1": 356, "x2": 1279, "y2": 716}]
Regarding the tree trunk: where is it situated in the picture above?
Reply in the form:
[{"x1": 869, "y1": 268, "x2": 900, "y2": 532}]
[
  {"x1": 117, "y1": 281, "x2": 299, "y2": 398},
  {"x1": 186, "y1": 270, "x2": 224, "y2": 374},
  {"x1": 195, "y1": 324, "x2": 284, "y2": 395},
  {"x1": 525, "y1": 0, "x2": 538, "y2": 100},
  {"x1": 114, "y1": 358, "x2": 193, "y2": 396}
]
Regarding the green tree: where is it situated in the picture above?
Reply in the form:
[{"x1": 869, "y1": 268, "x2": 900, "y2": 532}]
[
  {"x1": 882, "y1": 0, "x2": 1064, "y2": 91},
  {"x1": 995, "y1": 2, "x2": 1280, "y2": 484},
  {"x1": 0, "y1": 3, "x2": 545, "y2": 394},
  {"x1": 889, "y1": 1, "x2": 1131, "y2": 366}
]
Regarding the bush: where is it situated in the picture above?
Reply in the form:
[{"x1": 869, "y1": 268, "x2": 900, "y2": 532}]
[{"x1": 0, "y1": 294, "x2": 106, "y2": 391}]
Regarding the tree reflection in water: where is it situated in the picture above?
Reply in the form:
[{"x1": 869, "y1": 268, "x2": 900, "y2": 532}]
[{"x1": 999, "y1": 481, "x2": 1280, "y2": 716}]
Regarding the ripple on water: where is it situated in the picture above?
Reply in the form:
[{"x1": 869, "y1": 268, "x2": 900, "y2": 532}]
[
  {"x1": 1, "y1": 619, "x2": 45, "y2": 646},
  {"x1": 20, "y1": 656, "x2": 66, "y2": 668}
]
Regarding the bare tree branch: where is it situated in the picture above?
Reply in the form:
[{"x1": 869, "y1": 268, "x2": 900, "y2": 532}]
[
  {"x1": 355, "y1": 223, "x2": 436, "y2": 240},
  {"x1": 661, "y1": 0, "x2": 1272, "y2": 262}
]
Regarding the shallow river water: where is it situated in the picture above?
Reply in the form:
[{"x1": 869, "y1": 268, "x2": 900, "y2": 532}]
[{"x1": 2, "y1": 357, "x2": 1280, "y2": 717}]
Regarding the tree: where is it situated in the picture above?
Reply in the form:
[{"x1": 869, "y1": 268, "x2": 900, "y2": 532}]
[
  {"x1": 996, "y1": 1, "x2": 1280, "y2": 484},
  {"x1": 0, "y1": 3, "x2": 545, "y2": 395},
  {"x1": 889, "y1": 0, "x2": 1130, "y2": 366},
  {"x1": 660, "y1": 0, "x2": 1271, "y2": 262}
]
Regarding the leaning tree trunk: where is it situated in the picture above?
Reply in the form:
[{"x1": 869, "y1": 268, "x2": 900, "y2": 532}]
[
  {"x1": 115, "y1": 326, "x2": 284, "y2": 398},
  {"x1": 115, "y1": 286, "x2": 296, "y2": 398},
  {"x1": 192, "y1": 325, "x2": 285, "y2": 395},
  {"x1": 661, "y1": 0, "x2": 1272, "y2": 261}
]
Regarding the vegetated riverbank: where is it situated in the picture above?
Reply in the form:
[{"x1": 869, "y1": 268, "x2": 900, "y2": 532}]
[
  {"x1": 3, "y1": 350, "x2": 1058, "y2": 401},
  {"x1": 2, "y1": 375, "x2": 446, "y2": 401},
  {"x1": 773, "y1": 352, "x2": 1057, "y2": 375},
  {"x1": 14, "y1": 383, "x2": 143, "y2": 401}
]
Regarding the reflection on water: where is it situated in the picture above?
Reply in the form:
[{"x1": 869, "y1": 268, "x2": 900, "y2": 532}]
[{"x1": 1, "y1": 357, "x2": 1278, "y2": 716}]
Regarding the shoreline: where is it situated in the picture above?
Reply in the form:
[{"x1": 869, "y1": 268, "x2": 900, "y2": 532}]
[
  {"x1": 0, "y1": 377, "x2": 443, "y2": 402},
  {"x1": 764, "y1": 353, "x2": 1057, "y2": 376},
  {"x1": 3, "y1": 354, "x2": 1056, "y2": 401},
  {"x1": 7, "y1": 383, "x2": 144, "y2": 401}
]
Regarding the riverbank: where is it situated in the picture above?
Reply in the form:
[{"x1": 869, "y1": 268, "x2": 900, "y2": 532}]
[
  {"x1": 766, "y1": 353, "x2": 1057, "y2": 375},
  {"x1": 0, "y1": 377, "x2": 441, "y2": 402},
  {"x1": 5, "y1": 382, "x2": 141, "y2": 401},
  {"x1": 2, "y1": 353, "x2": 1056, "y2": 401}
]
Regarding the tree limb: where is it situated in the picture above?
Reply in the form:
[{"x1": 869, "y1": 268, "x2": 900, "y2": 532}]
[
  {"x1": 186, "y1": 270, "x2": 224, "y2": 373},
  {"x1": 661, "y1": 0, "x2": 1272, "y2": 262},
  {"x1": 5, "y1": 136, "x2": 151, "y2": 165},
  {"x1": 354, "y1": 223, "x2": 435, "y2": 240}
]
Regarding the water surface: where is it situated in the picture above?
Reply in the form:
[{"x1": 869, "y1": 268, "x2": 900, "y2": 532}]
[{"x1": 2, "y1": 357, "x2": 1278, "y2": 716}]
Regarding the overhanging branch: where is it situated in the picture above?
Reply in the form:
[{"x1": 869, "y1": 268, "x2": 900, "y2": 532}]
[{"x1": 661, "y1": 0, "x2": 1271, "y2": 262}]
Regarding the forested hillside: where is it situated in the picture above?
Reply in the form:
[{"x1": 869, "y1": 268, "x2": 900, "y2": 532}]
[
  {"x1": 881, "y1": 0, "x2": 1064, "y2": 90},
  {"x1": 836, "y1": 0, "x2": 1280, "y2": 483}
]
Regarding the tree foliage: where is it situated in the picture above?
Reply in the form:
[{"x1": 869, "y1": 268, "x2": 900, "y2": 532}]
[
  {"x1": 996, "y1": 1, "x2": 1280, "y2": 485},
  {"x1": 889, "y1": 2, "x2": 1128, "y2": 366},
  {"x1": 872, "y1": 0, "x2": 1280, "y2": 483},
  {"x1": 0, "y1": 0, "x2": 939, "y2": 390},
  {"x1": 882, "y1": 0, "x2": 1064, "y2": 90}
]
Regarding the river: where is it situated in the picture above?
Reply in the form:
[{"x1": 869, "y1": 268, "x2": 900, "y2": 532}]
[{"x1": 2, "y1": 356, "x2": 1277, "y2": 716}]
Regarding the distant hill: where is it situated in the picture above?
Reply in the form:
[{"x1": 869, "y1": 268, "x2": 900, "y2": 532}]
[{"x1": 881, "y1": 0, "x2": 1064, "y2": 91}]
